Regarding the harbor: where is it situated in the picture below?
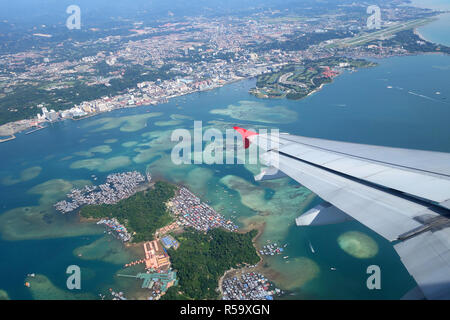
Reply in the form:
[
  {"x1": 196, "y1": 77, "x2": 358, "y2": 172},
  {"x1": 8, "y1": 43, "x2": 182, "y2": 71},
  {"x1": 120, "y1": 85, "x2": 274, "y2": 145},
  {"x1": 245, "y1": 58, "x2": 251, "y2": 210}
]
[
  {"x1": 118, "y1": 269, "x2": 178, "y2": 300},
  {"x1": 97, "y1": 218, "x2": 132, "y2": 242},
  {"x1": 0, "y1": 135, "x2": 15, "y2": 143},
  {"x1": 24, "y1": 125, "x2": 47, "y2": 135},
  {"x1": 120, "y1": 239, "x2": 179, "y2": 300},
  {"x1": 259, "y1": 242, "x2": 287, "y2": 256}
]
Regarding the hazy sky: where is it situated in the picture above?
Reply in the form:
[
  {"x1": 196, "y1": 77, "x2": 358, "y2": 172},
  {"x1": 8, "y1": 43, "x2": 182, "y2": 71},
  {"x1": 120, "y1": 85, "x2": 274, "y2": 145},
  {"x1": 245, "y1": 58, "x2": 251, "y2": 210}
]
[{"x1": 0, "y1": 0, "x2": 352, "y2": 24}]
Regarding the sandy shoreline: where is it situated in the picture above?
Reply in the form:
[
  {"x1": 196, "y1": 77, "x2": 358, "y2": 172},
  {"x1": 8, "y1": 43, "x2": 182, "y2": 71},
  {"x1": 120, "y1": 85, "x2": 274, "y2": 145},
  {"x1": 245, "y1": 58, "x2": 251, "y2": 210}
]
[
  {"x1": 413, "y1": 24, "x2": 434, "y2": 44},
  {"x1": 414, "y1": 12, "x2": 450, "y2": 46},
  {"x1": 217, "y1": 221, "x2": 266, "y2": 298}
]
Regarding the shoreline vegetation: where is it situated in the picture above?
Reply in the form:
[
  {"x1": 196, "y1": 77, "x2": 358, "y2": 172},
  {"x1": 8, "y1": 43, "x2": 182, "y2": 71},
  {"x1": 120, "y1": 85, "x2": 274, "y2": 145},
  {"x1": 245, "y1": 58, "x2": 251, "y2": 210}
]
[{"x1": 217, "y1": 221, "x2": 266, "y2": 298}]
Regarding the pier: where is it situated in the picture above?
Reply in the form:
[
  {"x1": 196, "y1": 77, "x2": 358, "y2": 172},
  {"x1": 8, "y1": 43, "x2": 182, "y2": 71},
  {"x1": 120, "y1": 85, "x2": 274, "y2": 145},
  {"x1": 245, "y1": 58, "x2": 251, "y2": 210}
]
[
  {"x1": 0, "y1": 135, "x2": 15, "y2": 143},
  {"x1": 25, "y1": 126, "x2": 47, "y2": 135}
]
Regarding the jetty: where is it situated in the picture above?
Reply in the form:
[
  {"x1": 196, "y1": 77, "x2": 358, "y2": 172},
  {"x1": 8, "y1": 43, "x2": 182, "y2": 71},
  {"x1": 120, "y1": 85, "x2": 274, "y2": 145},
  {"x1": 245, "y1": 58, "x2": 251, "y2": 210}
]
[{"x1": 0, "y1": 135, "x2": 15, "y2": 143}]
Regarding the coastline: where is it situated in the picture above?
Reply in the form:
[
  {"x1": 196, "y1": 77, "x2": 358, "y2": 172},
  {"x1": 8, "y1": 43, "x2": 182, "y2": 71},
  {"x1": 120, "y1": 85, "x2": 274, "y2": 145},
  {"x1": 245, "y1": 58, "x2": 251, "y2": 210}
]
[
  {"x1": 414, "y1": 26, "x2": 429, "y2": 43},
  {"x1": 414, "y1": 12, "x2": 450, "y2": 46},
  {"x1": 409, "y1": 0, "x2": 450, "y2": 45},
  {"x1": 217, "y1": 221, "x2": 266, "y2": 299},
  {"x1": 413, "y1": 16, "x2": 439, "y2": 44},
  {"x1": 305, "y1": 82, "x2": 325, "y2": 99},
  {"x1": 0, "y1": 76, "x2": 250, "y2": 140}
]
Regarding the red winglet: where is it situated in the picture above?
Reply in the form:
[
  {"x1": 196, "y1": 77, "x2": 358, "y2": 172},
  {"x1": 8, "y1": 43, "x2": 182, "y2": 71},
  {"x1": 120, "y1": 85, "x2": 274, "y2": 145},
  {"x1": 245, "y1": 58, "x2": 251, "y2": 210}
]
[{"x1": 233, "y1": 126, "x2": 258, "y2": 149}]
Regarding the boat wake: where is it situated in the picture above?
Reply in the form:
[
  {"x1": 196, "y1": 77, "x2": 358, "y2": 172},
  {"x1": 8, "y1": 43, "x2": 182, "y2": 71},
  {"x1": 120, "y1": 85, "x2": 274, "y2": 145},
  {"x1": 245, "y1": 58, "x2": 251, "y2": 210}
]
[{"x1": 407, "y1": 90, "x2": 448, "y2": 104}]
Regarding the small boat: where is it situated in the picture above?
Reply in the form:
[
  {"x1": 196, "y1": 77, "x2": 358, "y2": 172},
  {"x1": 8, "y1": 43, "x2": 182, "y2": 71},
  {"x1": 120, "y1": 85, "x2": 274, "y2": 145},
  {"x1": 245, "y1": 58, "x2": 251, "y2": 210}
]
[
  {"x1": 330, "y1": 267, "x2": 337, "y2": 271},
  {"x1": 309, "y1": 241, "x2": 315, "y2": 254},
  {"x1": 283, "y1": 256, "x2": 289, "y2": 259}
]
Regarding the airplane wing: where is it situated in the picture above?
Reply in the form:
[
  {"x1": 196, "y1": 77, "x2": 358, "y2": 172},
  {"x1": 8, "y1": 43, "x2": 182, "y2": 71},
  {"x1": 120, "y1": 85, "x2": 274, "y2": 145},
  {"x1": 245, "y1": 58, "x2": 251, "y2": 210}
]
[{"x1": 234, "y1": 127, "x2": 450, "y2": 300}]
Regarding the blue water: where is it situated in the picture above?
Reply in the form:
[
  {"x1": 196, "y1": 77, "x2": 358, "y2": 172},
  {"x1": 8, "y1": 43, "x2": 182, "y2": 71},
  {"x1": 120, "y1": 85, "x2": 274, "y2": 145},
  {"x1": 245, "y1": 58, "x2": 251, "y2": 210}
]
[
  {"x1": 0, "y1": 53, "x2": 449, "y2": 299},
  {"x1": 417, "y1": 13, "x2": 450, "y2": 46},
  {"x1": 410, "y1": 0, "x2": 450, "y2": 11},
  {"x1": 412, "y1": 0, "x2": 450, "y2": 46}
]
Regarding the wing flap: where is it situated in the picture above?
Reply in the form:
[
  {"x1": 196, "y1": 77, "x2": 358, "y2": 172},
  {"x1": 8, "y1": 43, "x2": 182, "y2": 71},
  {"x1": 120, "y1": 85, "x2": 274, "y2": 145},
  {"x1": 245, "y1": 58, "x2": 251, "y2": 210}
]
[
  {"x1": 263, "y1": 150, "x2": 441, "y2": 241},
  {"x1": 252, "y1": 133, "x2": 450, "y2": 208},
  {"x1": 394, "y1": 229, "x2": 450, "y2": 299},
  {"x1": 241, "y1": 130, "x2": 450, "y2": 299}
]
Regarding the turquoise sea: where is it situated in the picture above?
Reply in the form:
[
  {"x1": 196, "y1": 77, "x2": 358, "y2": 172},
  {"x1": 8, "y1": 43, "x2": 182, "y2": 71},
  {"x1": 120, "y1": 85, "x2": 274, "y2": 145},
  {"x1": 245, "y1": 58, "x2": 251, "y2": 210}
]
[{"x1": 0, "y1": 53, "x2": 449, "y2": 300}]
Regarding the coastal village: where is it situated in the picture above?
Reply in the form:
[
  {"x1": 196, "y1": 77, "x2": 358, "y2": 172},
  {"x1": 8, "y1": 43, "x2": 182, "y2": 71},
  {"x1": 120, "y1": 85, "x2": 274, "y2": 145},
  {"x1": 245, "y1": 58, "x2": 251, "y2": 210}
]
[
  {"x1": 54, "y1": 171, "x2": 147, "y2": 213},
  {"x1": 167, "y1": 187, "x2": 239, "y2": 232},
  {"x1": 51, "y1": 170, "x2": 277, "y2": 300},
  {"x1": 222, "y1": 272, "x2": 283, "y2": 300}
]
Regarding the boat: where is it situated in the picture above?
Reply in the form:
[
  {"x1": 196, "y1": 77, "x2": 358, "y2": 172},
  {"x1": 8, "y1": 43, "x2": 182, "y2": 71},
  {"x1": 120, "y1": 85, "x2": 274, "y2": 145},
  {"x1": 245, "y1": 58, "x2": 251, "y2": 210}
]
[
  {"x1": 283, "y1": 256, "x2": 289, "y2": 259},
  {"x1": 330, "y1": 267, "x2": 337, "y2": 271},
  {"x1": 309, "y1": 241, "x2": 315, "y2": 254}
]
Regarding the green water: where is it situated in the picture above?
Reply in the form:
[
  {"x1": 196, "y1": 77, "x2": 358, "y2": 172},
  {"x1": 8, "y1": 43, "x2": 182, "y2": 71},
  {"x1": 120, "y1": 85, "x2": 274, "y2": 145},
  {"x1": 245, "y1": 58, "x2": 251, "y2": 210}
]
[{"x1": 0, "y1": 54, "x2": 449, "y2": 299}]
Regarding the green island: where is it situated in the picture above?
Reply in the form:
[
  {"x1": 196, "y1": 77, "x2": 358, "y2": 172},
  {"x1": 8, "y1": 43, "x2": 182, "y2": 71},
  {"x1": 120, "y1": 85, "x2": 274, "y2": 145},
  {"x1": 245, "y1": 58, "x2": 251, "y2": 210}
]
[
  {"x1": 162, "y1": 228, "x2": 260, "y2": 300},
  {"x1": 250, "y1": 57, "x2": 377, "y2": 100},
  {"x1": 79, "y1": 180, "x2": 260, "y2": 300},
  {"x1": 80, "y1": 181, "x2": 176, "y2": 242}
]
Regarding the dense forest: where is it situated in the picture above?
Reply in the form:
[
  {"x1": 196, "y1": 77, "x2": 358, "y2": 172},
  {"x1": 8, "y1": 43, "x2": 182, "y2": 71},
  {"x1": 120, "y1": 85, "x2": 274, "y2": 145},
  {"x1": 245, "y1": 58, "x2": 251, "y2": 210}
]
[
  {"x1": 80, "y1": 181, "x2": 176, "y2": 242},
  {"x1": 164, "y1": 228, "x2": 259, "y2": 300}
]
